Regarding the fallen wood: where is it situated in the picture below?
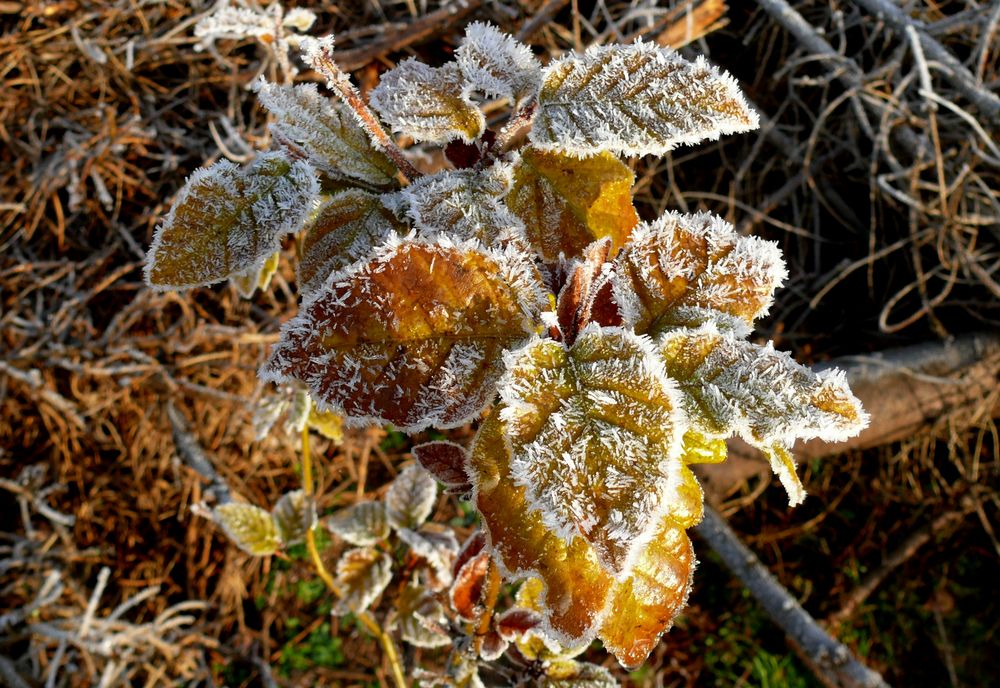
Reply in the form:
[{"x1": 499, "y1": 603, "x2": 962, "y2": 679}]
[
  {"x1": 696, "y1": 332, "x2": 1000, "y2": 501},
  {"x1": 696, "y1": 505, "x2": 891, "y2": 688}
]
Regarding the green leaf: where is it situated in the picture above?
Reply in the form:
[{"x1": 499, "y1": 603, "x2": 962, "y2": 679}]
[{"x1": 145, "y1": 152, "x2": 317, "y2": 290}]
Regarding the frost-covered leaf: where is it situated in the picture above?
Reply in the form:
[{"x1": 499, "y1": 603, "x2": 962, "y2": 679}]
[
  {"x1": 145, "y1": 152, "x2": 317, "y2": 290},
  {"x1": 599, "y1": 518, "x2": 694, "y2": 669},
  {"x1": 611, "y1": 210, "x2": 787, "y2": 336},
  {"x1": 324, "y1": 501, "x2": 389, "y2": 546},
  {"x1": 284, "y1": 388, "x2": 311, "y2": 434},
  {"x1": 213, "y1": 503, "x2": 281, "y2": 556},
  {"x1": 507, "y1": 577, "x2": 589, "y2": 661},
  {"x1": 386, "y1": 464, "x2": 438, "y2": 531},
  {"x1": 230, "y1": 249, "x2": 280, "y2": 298},
  {"x1": 282, "y1": 7, "x2": 316, "y2": 32},
  {"x1": 540, "y1": 661, "x2": 618, "y2": 687},
  {"x1": 391, "y1": 583, "x2": 451, "y2": 648},
  {"x1": 508, "y1": 147, "x2": 639, "y2": 261},
  {"x1": 307, "y1": 406, "x2": 344, "y2": 442},
  {"x1": 456, "y1": 21, "x2": 541, "y2": 104},
  {"x1": 398, "y1": 524, "x2": 460, "y2": 590},
  {"x1": 271, "y1": 489, "x2": 315, "y2": 546},
  {"x1": 194, "y1": 3, "x2": 281, "y2": 46},
  {"x1": 531, "y1": 41, "x2": 758, "y2": 157},
  {"x1": 468, "y1": 409, "x2": 611, "y2": 645},
  {"x1": 495, "y1": 607, "x2": 543, "y2": 641},
  {"x1": 658, "y1": 322, "x2": 869, "y2": 505},
  {"x1": 370, "y1": 59, "x2": 485, "y2": 145},
  {"x1": 331, "y1": 546, "x2": 393, "y2": 615},
  {"x1": 498, "y1": 325, "x2": 684, "y2": 574},
  {"x1": 260, "y1": 237, "x2": 548, "y2": 432},
  {"x1": 453, "y1": 530, "x2": 486, "y2": 579},
  {"x1": 555, "y1": 238, "x2": 623, "y2": 344},
  {"x1": 449, "y1": 548, "x2": 488, "y2": 621},
  {"x1": 252, "y1": 394, "x2": 289, "y2": 440},
  {"x1": 412, "y1": 441, "x2": 471, "y2": 495},
  {"x1": 296, "y1": 189, "x2": 405, "y2": 297},
  {"x1": 255, "y1": 80, "x2": 397, "y2": 188},
  {"x1": 383, "y1": 164, "x2": 524, "y2": 246}
]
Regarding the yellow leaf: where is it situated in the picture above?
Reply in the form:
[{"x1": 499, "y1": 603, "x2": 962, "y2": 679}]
[
  {"x1": 499, "y1": 326, "x2": 684, "y2": 573},
  {"x1": 230, "y1": 249, "x2": 280, "y2": 298},
  {"x1": 599, "y1": 519, "x2": 694, "y2": 669},
  {"x1": 307, "y1": 407, "x2": 344, "y2": 443},
  {"x1": 213, "y1": 503, "x2": 281, "y2": 556},
  {"x1": 508, "y1": 147, "x2": 638, "y2": 261}
]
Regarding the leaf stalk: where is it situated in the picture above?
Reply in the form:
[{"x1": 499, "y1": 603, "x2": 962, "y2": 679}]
[{"x1": 300, "y1": 426, "x2": 408, "y2": 688}]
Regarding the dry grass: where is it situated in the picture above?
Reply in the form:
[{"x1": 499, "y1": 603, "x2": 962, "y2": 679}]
[{"x1": 1, "y1": 1, "x2": 998, "y2": 686}]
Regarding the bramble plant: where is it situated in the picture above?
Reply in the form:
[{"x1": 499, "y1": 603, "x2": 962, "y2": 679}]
[{"x1": 146, "y1": 19, "x2": 869, "y2": 686}]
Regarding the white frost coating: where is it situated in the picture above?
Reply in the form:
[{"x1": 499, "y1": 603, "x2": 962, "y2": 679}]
[
  {"x1": 383, "y1": 163, "x2": 525, "y2": 246},
  {"x1": 144, "y1": 151, "x2": 318, "y2": 291},
  {"x1": 369, "y1": 59, "x2": 485, "y2": 144},
  {"x1": 255, "y1": 79, "x2": 397, "y2": 187},
  {"x1": 397, "y1": 525, "x2": 459, "y2": 587},
  {"x1": 497, "y1": 325, "x2": 687, "y2": 578},
  {"x1": 611, "y1": 210, "x2": 787, "y2": 330},
  {"x1": 658, "y1": 322, "x2": 869, "y2": 504},
  {"x1": 385, "y1": 464, "x2": 438, "y2": 531},
  {"x1": 331, "y1": 547, "x2": 393, "y2": 616},
  {"x1": 530, "y1": 41, "x2": 759, "y2": 158},
  {"x1": 455, "y1": 21, "x2": 542, "y2": 104},
  {"x1": 391, "y1": 584, "x2": 452, "y2": 649},
  {"x1": 324, "y1": 501, "x2": 389, "y2": 546}
]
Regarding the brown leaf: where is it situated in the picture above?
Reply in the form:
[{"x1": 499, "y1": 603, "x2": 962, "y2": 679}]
[
  {"x1": 555, "y1": 238, "x2": 622, "y2": 344},
  {"x1": 413, "y1": 441, "x2": 471, "y2": 494},
  {"x1": 261, "y1": 237, "x2": 547, "y2": 431},
  {"x1": 449, "y1": 549, "x2": 489, "y2": 621}
]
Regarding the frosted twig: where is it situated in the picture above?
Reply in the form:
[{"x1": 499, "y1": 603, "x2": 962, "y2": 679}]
[
  {"x1": 167, "y1": 402, "x2": 232, "y2": 504},
  {"x1": 303, "y1": 37, "x2": 422, "y2": 183},
  {"x1": 695, "y1": 505, "x2": 891, "y2": 688}
]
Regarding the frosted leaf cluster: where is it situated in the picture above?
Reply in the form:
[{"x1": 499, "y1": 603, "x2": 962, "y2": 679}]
[
  {"x1": 211, "y1": 490, "x2": 316, "y2": 556},
  {"x1": 147, "y1": 23, "x2": 868, "y2": 676}
]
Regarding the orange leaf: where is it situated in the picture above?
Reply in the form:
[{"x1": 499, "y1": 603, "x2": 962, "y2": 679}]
[
  {"x1": 507, "y1": 147, "x2": 639, "y2": 262},
  {"x1": 261, "y1": 237, "x2": 547, "y2": 431}
]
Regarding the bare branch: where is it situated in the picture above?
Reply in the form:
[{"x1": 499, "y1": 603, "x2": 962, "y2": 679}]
[{"x1": 695, "y1": 505, "x2": 891, "y2": 688}]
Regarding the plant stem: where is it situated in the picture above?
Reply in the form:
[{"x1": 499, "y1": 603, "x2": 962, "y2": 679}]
[
  {"x1": 300, "y1": 427, "x2": 408, "y2": 688},
  {"x1": 306, "y1": 39, "x2": 422, "y2": 183},
  {"x1": 472, "y1": 559, "x2": 502, "y2": 655}
]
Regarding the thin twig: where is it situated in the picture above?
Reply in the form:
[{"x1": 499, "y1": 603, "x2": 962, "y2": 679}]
[{"x1": 304, "y1": 37, "x2": 422, "y2": 184}]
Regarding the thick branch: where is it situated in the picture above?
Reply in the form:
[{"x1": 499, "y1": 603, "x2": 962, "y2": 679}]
[{"x1": 695, "y1": 505, "x2": 891, "y2": 688}]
